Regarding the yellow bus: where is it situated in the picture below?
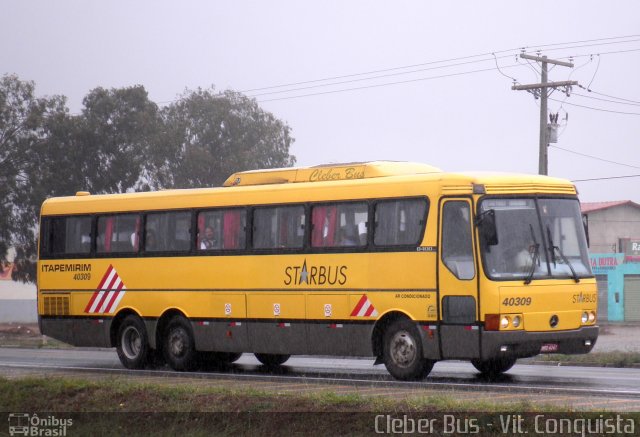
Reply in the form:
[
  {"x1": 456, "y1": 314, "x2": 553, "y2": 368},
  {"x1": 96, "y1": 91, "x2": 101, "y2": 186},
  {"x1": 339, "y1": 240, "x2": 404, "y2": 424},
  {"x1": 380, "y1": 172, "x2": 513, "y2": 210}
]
[{"x1": 37, "y1": 161, "x2": 598, "y2": 380}]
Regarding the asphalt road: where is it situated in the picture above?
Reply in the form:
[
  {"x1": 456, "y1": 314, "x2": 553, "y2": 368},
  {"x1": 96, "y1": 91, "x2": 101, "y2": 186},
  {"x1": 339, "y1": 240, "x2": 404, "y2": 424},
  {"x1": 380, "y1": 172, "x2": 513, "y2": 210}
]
[{"x1": 1, "y1": 347, "x2": 639, "y2": 411}]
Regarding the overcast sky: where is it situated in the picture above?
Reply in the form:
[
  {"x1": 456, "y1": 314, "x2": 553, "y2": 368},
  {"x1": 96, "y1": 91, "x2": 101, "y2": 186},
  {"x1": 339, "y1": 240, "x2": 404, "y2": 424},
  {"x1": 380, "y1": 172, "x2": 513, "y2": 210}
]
[{"x1": 3, "y1": 1, "x2": 639, "y2": 203}]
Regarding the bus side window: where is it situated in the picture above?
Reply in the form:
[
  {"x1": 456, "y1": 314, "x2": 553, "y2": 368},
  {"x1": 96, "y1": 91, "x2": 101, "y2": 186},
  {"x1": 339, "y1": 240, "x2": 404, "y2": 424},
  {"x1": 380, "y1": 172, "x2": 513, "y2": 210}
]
[
  {"x1": 197, "y1": 209, "x2": 246, "y2": 251},
  {"x1": 441, "y1": 201, "x2": 475, "y2": 280},
  {"x1": 145, "y1": 211, "x2": 191, "y2": 252},
  {"x1": 253, "y1": 205, "x2": 304, "y2": 249},
  {"x1": 223, "y1": 210, "x2": 246, "y2": 249},
  {"x1": 311, "y1": 202, "x2": 367, "y2": 248},
  {"x1": 71, "y1": 217, "x2": 92, "y2": 254},
  {"x1": 97, "y1": 214, "x2": 139, "y2": 254},
  {"x1": 42, "y1": 216, "x2": 92, "y2": 256},
  {"x1": 311, "y1": 206, "x2": 337, "y2": 247},
  {"x1": 374, "y1": 198, "x2": 427, "y2": 246}
]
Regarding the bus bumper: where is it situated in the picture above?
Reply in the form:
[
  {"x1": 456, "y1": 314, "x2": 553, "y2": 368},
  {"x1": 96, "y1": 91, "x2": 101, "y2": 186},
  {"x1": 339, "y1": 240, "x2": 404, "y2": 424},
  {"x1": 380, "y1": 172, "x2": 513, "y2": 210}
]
[{"x1": 480, "y1": 325, "x2": 599, "y2": 360}]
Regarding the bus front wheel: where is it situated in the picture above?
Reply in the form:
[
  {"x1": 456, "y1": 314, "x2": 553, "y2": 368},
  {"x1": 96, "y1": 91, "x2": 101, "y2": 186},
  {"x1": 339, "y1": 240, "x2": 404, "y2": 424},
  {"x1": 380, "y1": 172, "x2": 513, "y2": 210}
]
[
  {"x1": 383, "y1": 319, "x2": 434, "y2": 381},
  {"x1": 471, "y1": 357, "x2": 517, "y2": 376},
  {"x1": 163, "y1": 316, "x2": 198, "y2": 371},
  {"x1": 116, "y1": 315, "x2": 150, "y2": 369},
  {"x1": 254, "y1": 353, "x2": 290, "y2": 367}
]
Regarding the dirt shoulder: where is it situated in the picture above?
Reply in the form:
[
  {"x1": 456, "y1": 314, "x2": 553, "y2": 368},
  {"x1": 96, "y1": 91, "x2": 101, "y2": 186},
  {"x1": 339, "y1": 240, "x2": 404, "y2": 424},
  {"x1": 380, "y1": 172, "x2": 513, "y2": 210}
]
[{"x1": 0, "y1": 322, "x2": 69, "y2": 348}]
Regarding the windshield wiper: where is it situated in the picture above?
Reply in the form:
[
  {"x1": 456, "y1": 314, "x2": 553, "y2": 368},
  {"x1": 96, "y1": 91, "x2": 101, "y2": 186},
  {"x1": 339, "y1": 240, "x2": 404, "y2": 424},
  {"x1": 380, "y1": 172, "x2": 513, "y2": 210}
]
[
  {"x1": 524, "y1": 224, "x2": 540, "y2": 285},
  {"x1": 546, "y1": 225, "x2": 580, "y2": 283},
  {"x1": 546, "y1": 226, "x2": 557, "y2": 268}
]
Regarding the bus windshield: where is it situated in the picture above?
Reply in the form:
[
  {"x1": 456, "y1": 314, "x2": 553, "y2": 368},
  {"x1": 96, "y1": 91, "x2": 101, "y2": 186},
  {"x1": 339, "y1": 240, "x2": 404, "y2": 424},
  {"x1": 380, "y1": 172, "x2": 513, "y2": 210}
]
[{"x1": 478, "y1": 197, "x2": 592, "y2": 281}]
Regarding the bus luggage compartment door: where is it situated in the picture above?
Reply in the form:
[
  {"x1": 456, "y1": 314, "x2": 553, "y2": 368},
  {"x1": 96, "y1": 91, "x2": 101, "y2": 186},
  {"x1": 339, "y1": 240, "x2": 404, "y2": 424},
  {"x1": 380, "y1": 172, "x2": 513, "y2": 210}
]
[{"x1": 247, "y1": 294, "x2": 308, "y2": 354}]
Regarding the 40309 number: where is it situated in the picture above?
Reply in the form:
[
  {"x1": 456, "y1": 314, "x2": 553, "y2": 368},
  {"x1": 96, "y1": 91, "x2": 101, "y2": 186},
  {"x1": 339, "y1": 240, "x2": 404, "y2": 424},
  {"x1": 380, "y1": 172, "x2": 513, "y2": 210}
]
[
  {"x1": 73, "y1": 273, "x2": 91, "y2": 281},
  {"x1": 502, "y1": 297, "x2": 532, "y2": 306}
]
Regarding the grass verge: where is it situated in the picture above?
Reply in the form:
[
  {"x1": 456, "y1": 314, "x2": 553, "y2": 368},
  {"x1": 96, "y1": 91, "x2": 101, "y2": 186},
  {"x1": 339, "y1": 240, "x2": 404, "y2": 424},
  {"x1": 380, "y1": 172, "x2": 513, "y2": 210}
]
[
  {"x1": 530, "y1": 351, "x2": 640, "y2": 367},
  {"x1": 0, "y1": 375, "x2": 553, "y2": 413},
  {"x1": 0, "y1": 375, "x2": 589, "y2": 436}
]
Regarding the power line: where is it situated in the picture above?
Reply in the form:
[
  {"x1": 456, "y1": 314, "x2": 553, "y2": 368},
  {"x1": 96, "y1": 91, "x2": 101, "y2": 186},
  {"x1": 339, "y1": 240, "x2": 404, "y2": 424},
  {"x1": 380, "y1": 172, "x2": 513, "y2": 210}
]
[
  {"x1": 154, "y1": 35, "x2": 640, "y2": 106},
  {"x1": 241, "y1": 34, "x2": 640, "y2": 94},
  {"x1": 525, "y1": 34, "x2": 640, "y2": 49},
  {"x1": 578, "y1": 85, "x2": 640, "y2": 105},
  {"x1": 248, "y1": 54, "x2": 513, "y2": 98},
  {"x1": 558, "y1": 46, "x2": 640, "y2": 60},
  {"x1": 242, "y1": 52, "x2": 515, "y2": 94},
  {"x1": 257, "y1": 64, "x2": 522, "y2": 103},
  {"x1": 573, "y1": 174, "x2": 640, "y2": 182},
  {"x1": 550, "y1": 145, "x2": 640, "y2": 170},
  {"x1": 586, "y1": 54, "x2": 601, "y2": 90},
  {"x1": 257, "y1": 43, "x2": 640, "y2": 101},
  {"x1": 573, "y1": 92, "x2": 640, "y2": 107},
  {"x1": 525, "y1": 38, "x2": 640, "y2": 56},
  {"x1": 548, "y1": 97, "x2": 640, "y2": 115}
]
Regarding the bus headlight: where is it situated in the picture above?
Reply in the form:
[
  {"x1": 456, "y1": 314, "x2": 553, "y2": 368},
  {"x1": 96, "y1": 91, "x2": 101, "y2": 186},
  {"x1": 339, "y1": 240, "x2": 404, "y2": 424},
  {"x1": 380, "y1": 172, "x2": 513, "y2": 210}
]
[
  {"x1": 581, "y1": 312, "x2": 589, "y2": 324},
  {"x1": 500, "y1": 316, "x2": 510, "y2": 329},
  {"x1": 588, "y1": 311, "x2": 596, "y2": 323},
  {"x1": 512, "y1": 315, "x2": 521, "y2": 328}
]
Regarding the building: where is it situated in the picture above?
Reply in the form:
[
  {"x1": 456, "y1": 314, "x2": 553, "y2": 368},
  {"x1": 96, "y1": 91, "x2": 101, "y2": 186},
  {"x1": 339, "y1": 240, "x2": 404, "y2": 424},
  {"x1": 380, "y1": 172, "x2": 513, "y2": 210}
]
[
  {"x1": 582, "y1": 200, "x2": 640, "y2": 253},
  {"x1": 582, "y1": 201, "x2": 640, "y2": 322}
]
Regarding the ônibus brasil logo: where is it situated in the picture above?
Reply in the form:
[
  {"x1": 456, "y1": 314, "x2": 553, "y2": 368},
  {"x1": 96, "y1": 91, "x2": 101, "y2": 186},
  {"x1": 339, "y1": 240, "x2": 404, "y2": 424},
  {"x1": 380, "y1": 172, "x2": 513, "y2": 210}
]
[
  {"x1": 84, "y1": 265, "x2": 127, "y2": 314},
  {"x1": 8, "y1": 413, "x2": 73, "y2": 436}
]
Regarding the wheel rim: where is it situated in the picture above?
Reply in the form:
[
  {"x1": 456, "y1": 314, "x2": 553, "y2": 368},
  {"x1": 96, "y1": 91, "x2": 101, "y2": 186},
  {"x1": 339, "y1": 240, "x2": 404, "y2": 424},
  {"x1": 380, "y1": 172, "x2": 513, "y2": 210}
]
[
  {"x1": 389, "y1": 330, "x2": 417, "y2": 368},
  {"x1": 168, "y1": 327, "x2": 189, "y2": 358},
  {"x1": 121, "y1": 326, "x2": 142, "y2": 360}
]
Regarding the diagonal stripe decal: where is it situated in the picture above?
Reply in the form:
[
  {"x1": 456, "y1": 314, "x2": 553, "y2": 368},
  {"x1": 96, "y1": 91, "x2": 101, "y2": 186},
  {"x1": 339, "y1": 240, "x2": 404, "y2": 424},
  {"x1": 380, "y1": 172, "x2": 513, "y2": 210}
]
[
  {"x1": 83, "y1": 265, "x2": 113, "y2": 313},
  {"x1": 350, "y1": 294, "x2": 368, "y2": 316},
  {"x1": 84, "y1": 265, "x2": 127, "y2": 314},
  {"x1": 350, "y1": 294, "x2": 378, "y2": 318}
]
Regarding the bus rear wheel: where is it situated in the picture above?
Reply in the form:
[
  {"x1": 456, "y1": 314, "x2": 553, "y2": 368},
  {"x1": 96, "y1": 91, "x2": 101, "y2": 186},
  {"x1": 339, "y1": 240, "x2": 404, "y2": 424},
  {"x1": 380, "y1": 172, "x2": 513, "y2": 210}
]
[
  {"x1": 471, "y1": 357, "x2": 517, "y2": 376},
  {"x1": 254, "y1": 353, "x2": 290, "y2": 367},
  {"x1": 116, "y1": 315, "x2": 150, "y2": 369},
  {"x1": 383, "y1": 318, "x2": 434, "y2": 381},
  {"x1": 163, "y1": 316, "x2": 198, "y2": 371}
]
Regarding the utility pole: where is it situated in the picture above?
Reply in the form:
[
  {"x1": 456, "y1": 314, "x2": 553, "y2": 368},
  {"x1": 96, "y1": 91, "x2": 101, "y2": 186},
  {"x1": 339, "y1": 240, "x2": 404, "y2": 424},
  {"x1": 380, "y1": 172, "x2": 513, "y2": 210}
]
[{"x1": 512, "y1": 54, "x2": 578, "y2": 175}]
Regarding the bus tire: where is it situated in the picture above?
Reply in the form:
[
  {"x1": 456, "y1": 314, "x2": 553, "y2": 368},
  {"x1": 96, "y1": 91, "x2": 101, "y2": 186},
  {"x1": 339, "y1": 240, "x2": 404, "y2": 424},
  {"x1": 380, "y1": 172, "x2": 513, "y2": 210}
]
[
  {"x1": 471, "y1": 357, "x2": 517, "y2": 376},
  {"x1": 116, "y1": 315, "x2": 150, "y2": 370},
  {"x1": 254, "y1": 353, "x2": 290, "y2": 367},
  {"x1": 163, "y1": 316, "x2": 198, "y2": 371},
  {"x1": 383, "y1": 318, "x2": 433, "y2": 381}
]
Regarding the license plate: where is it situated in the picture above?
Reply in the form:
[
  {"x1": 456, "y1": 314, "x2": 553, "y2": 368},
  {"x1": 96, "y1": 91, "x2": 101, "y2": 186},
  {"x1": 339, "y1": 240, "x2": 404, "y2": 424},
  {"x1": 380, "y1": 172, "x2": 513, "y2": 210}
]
[{"x1": 540, "y1": 343, "x2": 559, "y2": 353}]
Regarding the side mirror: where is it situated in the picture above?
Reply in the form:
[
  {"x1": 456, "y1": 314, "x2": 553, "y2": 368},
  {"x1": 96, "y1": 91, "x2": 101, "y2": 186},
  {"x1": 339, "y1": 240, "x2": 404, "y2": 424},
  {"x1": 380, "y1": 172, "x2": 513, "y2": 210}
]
[{"x1": 475, "y1": 209, "x2": 498, "y2": 246}]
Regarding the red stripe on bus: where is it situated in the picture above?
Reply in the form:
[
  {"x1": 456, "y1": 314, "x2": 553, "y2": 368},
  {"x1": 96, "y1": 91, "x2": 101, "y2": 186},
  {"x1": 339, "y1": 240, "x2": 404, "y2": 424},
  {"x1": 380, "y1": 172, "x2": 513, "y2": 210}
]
[
  {"x1": 93, "y1": 272, "x2": 119, "y2": 313},
  {"x1": 350, "y1": 294, "x2": 368, "y2": 317},
  {"x1": 103, "y1": 281, "x2": 125, "y2": 313},
  {"x1": 84, "y1": 265, "x2": 113, "y2": 312},
  {"x1": 364, "y1": 303, "x2": 376, "y2": 317}
]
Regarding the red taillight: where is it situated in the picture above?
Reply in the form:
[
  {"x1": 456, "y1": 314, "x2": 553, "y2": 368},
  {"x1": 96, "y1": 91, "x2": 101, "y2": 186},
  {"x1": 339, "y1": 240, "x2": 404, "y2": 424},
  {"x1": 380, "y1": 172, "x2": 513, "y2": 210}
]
[{"x1": 485, "y1": 314, "x2": 500, "y2": 331}]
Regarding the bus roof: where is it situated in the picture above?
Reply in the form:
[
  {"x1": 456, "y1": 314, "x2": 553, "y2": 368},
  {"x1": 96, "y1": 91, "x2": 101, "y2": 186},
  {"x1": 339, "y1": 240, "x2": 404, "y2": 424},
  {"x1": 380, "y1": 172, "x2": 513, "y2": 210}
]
[
  {"x1": 40, "y1": 162, "x2": 577, "y2": 215},
  {"x1": 222, "y1": 161, "x2": 442, "y2": 186}
]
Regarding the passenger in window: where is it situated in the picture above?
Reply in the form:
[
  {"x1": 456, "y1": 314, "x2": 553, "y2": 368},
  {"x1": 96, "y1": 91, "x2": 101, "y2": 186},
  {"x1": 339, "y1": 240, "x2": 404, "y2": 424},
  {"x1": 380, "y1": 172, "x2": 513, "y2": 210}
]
[
  {"x1": 146, "y1": 230, "x2": 157, "y2": 251},
  {"x1": 200, "y1": 226, "x2": 217, "y2": 250},
  {"x1": 338, "y1": 226, "x2": 358, "y2": 246},
  {"x1": 357, "y1": 222, "x2": 367, "y2": 245},
  {"x1": 130, "y1": 232, "x2": 139, "y2": 249}
]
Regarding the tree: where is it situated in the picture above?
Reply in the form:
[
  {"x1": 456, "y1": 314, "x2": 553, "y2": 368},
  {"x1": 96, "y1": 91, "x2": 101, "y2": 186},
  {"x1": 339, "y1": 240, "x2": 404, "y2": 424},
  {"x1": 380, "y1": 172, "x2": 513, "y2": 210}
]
[
  {"x1": 157, "y1": 88, "x2": 295, "y2": 188},
  {"x1": 0, "y1": 74, "x2": 67, "y2": 281},
  {"x1": 76, "y1": 85, "x2": 162, "y2": 193},
  {"x1": 1, "y1": 79, "x2": 296, "y2": 283}
]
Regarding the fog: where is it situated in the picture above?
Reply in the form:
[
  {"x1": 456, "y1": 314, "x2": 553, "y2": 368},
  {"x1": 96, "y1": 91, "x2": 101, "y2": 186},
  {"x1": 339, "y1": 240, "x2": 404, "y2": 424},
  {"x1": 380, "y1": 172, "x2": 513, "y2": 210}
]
[{"x1": 2, "y1": 1, "x2": 639, "y2": 202}]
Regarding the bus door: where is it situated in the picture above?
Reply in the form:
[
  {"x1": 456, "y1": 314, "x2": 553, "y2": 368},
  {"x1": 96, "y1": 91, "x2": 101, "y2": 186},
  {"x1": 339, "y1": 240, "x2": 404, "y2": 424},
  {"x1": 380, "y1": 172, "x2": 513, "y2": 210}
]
[{"x1": 437, "y1": 199, "x2": 480, "y2": 359}]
